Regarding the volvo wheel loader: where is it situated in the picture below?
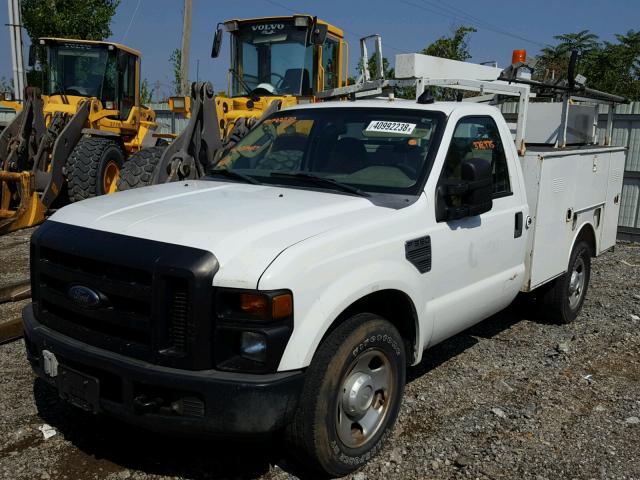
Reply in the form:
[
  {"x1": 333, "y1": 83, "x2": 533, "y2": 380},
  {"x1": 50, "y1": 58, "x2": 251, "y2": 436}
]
[
  {"x1": 0, "y1": 38, "x2": 159, "y2": 234},
  {"x1": 118, "y1": 14, "x2": 349, "y2": 189}
]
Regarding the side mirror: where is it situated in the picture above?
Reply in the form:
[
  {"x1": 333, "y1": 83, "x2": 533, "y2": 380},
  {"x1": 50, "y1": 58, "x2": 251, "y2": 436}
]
[
  {"x1": 436, "y1": 158, "x2": 493, "y2": 222},
  {"x1": 310, "y1": 23, "x2": 328, "y2": 46},
  {"x1": 211, "y1": 25, "x2": 223, "y2": 58},
  {"x1": 28, "y1": 44, "x2": 36, "y2": 67}
]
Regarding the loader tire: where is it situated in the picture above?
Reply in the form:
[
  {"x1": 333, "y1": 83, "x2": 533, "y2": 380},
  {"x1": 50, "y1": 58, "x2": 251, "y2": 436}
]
[
  {"x1": 210, "y1": 117, "x2": 255, "y2": 168},
  {"x1": 67, "y1": 137, "x2": 125, "y2": 202},
  {"x1": 117, "y1": 146, "x2": 166, "y2": 191},
  {"x1": 225, "y1": 117, "x2": 254, "y2": 149}
]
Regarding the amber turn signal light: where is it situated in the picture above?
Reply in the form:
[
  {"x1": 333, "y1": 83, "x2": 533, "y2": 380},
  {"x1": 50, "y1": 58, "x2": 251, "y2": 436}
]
[{"x1": 272, "y1": 293, "x2": 293, "y2": 319}]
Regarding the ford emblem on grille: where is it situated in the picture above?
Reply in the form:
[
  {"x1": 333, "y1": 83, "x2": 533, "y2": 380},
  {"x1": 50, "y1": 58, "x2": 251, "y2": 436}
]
[{"x1": 67, "y1": 285, "x2": 102, "y2": 308}]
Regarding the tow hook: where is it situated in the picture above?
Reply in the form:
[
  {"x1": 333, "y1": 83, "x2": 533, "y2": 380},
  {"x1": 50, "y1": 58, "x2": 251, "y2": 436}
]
[{"x1": 133, "y1": 395, "x2": 163, "y2": 413}]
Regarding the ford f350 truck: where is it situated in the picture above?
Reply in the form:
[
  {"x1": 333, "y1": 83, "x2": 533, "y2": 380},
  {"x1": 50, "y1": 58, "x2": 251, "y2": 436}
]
[{"x1": 22, "y1": 53, "x2": 626, "y2": 476}]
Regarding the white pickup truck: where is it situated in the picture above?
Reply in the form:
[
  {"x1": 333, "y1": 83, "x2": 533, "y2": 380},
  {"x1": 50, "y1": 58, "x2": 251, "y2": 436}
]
[{"x1": 23, "y1": 98, "x2": 625, "y2": 475}]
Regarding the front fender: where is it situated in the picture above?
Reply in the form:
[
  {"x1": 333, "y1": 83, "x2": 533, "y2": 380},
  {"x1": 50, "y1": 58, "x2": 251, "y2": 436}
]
[{"x1": 261, "y1": 255, "x2": 430, "y2": 371}]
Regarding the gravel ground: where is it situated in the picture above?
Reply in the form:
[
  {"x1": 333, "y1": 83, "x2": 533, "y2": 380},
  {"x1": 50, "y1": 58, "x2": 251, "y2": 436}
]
[
  {"x1": 0, "y1": 228, "x2": 638, "y2": 480},
  {"x1": 0, "y1": 227, "x2": 32, "y2": 326}
]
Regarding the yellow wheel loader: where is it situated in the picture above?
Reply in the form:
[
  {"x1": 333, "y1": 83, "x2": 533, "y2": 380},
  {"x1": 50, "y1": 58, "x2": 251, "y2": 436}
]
[
  {"x1": 118, "y1": 14, "x2": 349, "y2": 189},
  {"x1": 0, "y1": 38, "x2": 158, "y2": 234}
]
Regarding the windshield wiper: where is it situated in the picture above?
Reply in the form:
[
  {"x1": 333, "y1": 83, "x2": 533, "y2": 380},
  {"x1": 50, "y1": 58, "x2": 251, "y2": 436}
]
[
  {"x1": 208, "y1": 168, "x2": 261, "y2": 185},
  {"x1": 270, "y1": 172, "x2": 369, "y2": 197}
]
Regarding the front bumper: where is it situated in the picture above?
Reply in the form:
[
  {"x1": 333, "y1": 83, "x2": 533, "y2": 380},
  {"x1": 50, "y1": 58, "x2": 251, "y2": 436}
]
[{"x1": 23, "y1": 304, "x2": 304, "y2": 436}]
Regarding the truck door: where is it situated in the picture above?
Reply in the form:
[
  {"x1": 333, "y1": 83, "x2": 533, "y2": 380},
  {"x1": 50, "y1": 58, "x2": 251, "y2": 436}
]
[{"x1": 427, "y1": 113, "x2": 528, "y2": 345}]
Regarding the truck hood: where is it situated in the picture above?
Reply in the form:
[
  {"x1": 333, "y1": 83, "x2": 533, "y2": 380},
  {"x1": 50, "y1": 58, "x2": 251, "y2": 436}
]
[{"x1": 50, "y1": 180, "x2": 385, "y2": 288}]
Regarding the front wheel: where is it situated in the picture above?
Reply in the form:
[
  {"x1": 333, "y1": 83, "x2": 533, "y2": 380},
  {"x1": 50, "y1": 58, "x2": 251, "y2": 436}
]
[
  {"x1": 538, "y1": 240, "x2": 592, "y2": 324},
  {"x1": 286, "y1": 313, "x2": 406, "y2": 476}
]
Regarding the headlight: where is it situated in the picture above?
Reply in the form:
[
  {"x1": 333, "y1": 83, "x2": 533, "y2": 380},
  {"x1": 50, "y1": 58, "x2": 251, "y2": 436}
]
[
  {"x1": 214, "y1": 289, "x2": 294, "y2": 373},
  {"x1": 240, "y1": 331, "x2": 268, "y2": 363},
  {"x1": 216, "y1": 289, "x2": 293, "y2": 322}
]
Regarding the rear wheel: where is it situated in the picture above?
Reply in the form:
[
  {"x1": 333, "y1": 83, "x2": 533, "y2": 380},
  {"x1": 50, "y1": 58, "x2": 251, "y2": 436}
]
[
  {"x1": 67, "y1": 137, "x2": 125, "y2": 202},
  {"x1": 538, "y1": 240, "x2": 592, "y2": 323},
  {"x1": 286, "y1": 313, "x2": 405, "y2": 476},
  {"x1": 116, "y1": 146, "x2": 166, "y2": 191}
]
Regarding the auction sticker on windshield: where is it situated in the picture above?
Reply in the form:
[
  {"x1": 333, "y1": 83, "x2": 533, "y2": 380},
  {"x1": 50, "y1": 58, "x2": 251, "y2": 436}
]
[{"x1": 366, "y1": 120, "x2": 416, "y2": 134}]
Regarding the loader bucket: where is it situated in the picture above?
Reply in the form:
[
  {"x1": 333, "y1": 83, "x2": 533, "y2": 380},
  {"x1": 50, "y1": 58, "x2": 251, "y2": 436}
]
[{"x1": 0, "y1": 170, "x2": 46, "y2": 234}]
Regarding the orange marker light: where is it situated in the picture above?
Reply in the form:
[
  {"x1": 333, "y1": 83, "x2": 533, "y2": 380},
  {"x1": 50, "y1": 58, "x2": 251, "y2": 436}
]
[
  {"x1": 512, "y1": 49, "x2": 527, "y2": 65},
  {"x1": 272, "y1": 293, "x2": 293, "y2": 319}
]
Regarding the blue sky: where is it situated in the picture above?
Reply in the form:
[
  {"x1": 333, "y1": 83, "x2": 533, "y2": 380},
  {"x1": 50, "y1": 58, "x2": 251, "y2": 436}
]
[{"x1": 1, "y1": 0, "x2": 638, "y2": 100}]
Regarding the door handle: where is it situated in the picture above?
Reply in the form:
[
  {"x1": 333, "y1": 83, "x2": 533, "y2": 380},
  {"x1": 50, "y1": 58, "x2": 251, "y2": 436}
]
[{"x1": 514, "y1": 212, "x2": 523, "y2": 238}]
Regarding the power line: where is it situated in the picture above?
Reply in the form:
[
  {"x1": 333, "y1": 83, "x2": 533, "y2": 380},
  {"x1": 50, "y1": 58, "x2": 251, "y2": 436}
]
[
  {"x1": 400, "y1": 0, "x2": 546, "y2": 48},
  {"x1": 424, "y1": 0, "x2": 547, "y2": 47},
  {"x1": 121, "y1": 0, "x2": 142, "y2": 43}
]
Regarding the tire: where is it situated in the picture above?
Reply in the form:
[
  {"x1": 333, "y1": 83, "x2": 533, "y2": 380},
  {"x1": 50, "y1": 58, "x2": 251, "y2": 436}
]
[
  {"x1": 116, "y1": 146, "x2": 166, "y2": 191},
  {"x1": 538, "y1": 240, "x2": 592, "y2": 324},
  {"x1": 223, "y1": 116, "x2": 254, "y2": 151},
  {"x1": 286, "y1": 313, "x2": 406, "y2": 476},
  {"x1": 67, "y1": 137, "x2": 125, "y2": 202}
]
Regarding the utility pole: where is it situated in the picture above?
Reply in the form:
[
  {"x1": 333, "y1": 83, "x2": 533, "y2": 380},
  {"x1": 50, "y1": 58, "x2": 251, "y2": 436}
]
[
  {"x1": 179, "y1": 0, "x2": 192, "y2": 96},
  {"x1": 7, "y1": 0, "x2": 26, "y2": 102}
]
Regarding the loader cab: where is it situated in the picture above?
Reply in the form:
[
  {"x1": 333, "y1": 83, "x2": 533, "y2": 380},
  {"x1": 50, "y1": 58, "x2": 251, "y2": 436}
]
[
  {"x1": 38, "y1": 38, "x2": 139, "y2": 120},
  {"x1": 221, "y1": 15, "x2": 347, "y2": 98}
]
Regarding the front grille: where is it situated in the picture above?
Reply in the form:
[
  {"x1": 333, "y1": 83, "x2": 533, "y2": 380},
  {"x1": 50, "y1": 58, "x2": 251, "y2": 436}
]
[
  {"x1": 37, "y1": 247, "x2": 154, "y2": 360},
  {"x1": 31, "y1": 221, "x2": 219, "y2": 369},
  {"x1": 162, "y1": 279, "x2": 190, "y2": 356}
]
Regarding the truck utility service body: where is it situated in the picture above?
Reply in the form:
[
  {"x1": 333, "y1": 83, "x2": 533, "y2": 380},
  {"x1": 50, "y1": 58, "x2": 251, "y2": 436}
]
[{"x1": 23, "y1": 95, "x2": 625, "y2": 473}]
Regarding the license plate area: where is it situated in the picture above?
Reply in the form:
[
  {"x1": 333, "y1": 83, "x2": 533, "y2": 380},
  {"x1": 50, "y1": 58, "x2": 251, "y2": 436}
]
[{"x1": 58, "y1": 366, "x2": 100, "y2": 413}]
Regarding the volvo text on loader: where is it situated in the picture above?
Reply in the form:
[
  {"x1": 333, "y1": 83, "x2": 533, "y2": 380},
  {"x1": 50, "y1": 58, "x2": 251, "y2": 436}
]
[{"x1": 0, "y1": 37, "x2": 158, "y2": 234}]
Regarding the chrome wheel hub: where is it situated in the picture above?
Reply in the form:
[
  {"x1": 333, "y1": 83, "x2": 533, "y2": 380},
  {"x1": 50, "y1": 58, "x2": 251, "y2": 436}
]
[
  {"x1": 568, "y1": 257, "x2": 585, "y2": 309},
  {"x1": 342, "y1": 372, "x2": 374, "y2": 418},
  {"x1": 336, "y1": 349, "x2": 393, "y2": 448}
]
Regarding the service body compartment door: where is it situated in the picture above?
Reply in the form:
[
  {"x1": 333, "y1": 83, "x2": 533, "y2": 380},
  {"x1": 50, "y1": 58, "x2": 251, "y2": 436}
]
[
  {"x1": 600, "y1": 150, "x2": 626, "y2": 251},
  {"x1": 527, "y1": 148, "x2": 624, "y2": 288}
]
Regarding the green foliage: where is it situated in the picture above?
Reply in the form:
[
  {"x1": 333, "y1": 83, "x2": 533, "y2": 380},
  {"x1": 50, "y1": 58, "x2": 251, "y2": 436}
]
[
  {"x1": 169, "y1": 49, "x2": 182, "y2": 96},
  {"x1": 367, "y1": 55, "x2": 394, "y2": 80},
  {"x1": 535, "y1": 29, "x2": 640, "y2": 100},
  {"x1": 421, "y1": 26, "x2": 477, "y2": 62},
  {"x1": 140, "y1": 78, "x2": 154, "y2": 104},
  {"x1": 398, "y1": 25, "x2": 477, "y2": 100},
  {"x1": 22, "y1": 0, "x2": 120, "y2": 41}
]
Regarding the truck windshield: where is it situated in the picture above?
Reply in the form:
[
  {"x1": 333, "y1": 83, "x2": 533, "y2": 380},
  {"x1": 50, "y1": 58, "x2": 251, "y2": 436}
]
[
  {"x1": 45, "y1": 43, "x2": 111, "y2": 99},
  {"x1": 230, "y1": 22, "x2": 314, "y2": 97},
  {"x1": 213, "y1": 107, "x2": 444, "y2": 195}
]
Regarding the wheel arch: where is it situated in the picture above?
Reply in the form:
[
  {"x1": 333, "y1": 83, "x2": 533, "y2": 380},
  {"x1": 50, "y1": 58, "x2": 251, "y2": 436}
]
[
  {"x1": 571, "y1": 221, "x2": 598, "y2": 261},
  {"x1": 318, "y1": 289, "x2": 420, "y2": 367}
]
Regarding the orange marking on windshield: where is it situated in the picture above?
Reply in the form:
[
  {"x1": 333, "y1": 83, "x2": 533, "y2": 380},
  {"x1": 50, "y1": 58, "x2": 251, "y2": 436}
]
[{"x1": 473, "y1": 140, "x2": 495, "y2": 150}]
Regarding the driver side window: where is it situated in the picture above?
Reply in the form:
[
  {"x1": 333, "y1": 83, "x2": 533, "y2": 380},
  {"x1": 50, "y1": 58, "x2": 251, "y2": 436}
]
[{"x1": 442, "y1": 116, "x2": 511, "y2": 197}]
